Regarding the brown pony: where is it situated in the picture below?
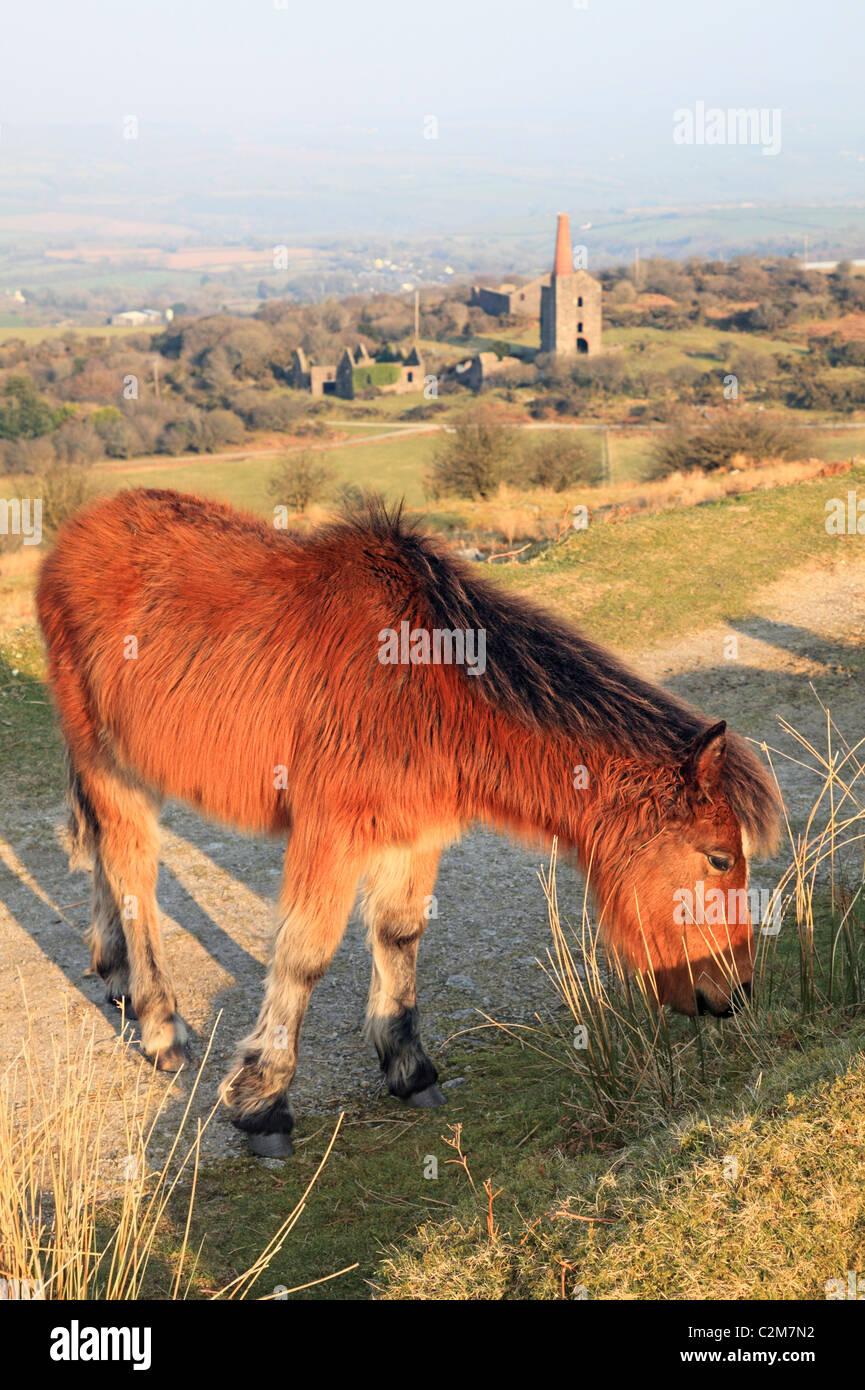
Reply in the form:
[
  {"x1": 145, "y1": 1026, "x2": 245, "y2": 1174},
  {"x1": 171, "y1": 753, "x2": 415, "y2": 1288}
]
[{"x1": 36, "y1": 488, "x2": 779, "y2": 1156}]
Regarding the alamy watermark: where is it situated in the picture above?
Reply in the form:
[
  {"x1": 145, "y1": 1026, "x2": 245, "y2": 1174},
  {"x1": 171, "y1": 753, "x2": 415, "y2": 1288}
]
[
  {"x1": 673, "y1": 102, "x2": 782, "y2": 157},
  {"x1": 674, "y1": 881, "x2": 782, "y2": 935},
  {"x1": 0, "y1": 497, "x2": 42, "y2": 545},
  {"x1": 826, "y1": 1270, "x2": 865, "y2": 1299},
  {"x1": 378, "y1": 621, "x2": 486, "y2": 676},
  {"x1": 1, "y1": 1275, "x2": 44, "y2": 1299},
  {"x1": 49, "y1": 1320, "x2": 151, "y2": 1369},
  {"x1": 825, "y1": 491, "x2": 865, "y2": 534}
]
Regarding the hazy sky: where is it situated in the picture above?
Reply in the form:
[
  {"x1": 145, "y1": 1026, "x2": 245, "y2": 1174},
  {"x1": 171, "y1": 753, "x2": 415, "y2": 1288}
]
[
  {"x1": 3, "y1": 0, "x2": 860, "y2": 137},
  {"x1": 1, "y1": 0, "x2": 861, "y2": 249}
]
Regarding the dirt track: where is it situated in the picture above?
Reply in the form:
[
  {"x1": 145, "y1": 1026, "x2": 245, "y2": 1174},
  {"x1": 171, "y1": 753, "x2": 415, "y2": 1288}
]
[{"x1": 1, "y1": 550, "x2": 863, "y2": 1164}]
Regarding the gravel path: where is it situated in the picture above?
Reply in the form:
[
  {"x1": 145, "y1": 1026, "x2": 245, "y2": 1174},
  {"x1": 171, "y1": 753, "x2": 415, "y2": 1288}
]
[{"x1": 2, "y1": 549, "x2": 863, "y2": 1163}]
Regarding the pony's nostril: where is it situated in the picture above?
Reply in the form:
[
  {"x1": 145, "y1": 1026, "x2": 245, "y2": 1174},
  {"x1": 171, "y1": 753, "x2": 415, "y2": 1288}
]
[{"x1": 730, "y1": 981, "x2": 752, "y2": 1012}]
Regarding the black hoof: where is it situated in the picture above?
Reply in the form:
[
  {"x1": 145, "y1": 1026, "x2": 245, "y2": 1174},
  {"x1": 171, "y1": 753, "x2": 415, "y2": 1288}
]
[
  {"x1": 249, "y1": 1131, "x2": 295, "y2": 1158},
  {"x1": 228, "y1": 1075, "x2": 295, "y2": 1152},
  {"x1": 406, "y1": 1083, "x2": 446, "y2": 1109}
]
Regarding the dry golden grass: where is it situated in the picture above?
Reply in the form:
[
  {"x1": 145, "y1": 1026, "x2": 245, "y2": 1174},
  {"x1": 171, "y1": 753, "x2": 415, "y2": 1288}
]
[
  {"x1": 0, "y1": 1002, "x2": 349, "y2": 1300},
  {"x1": 0, "y1": 546, "x2": 41, "y2": 631},
  {"x1": 432, "y1": 454, "x2": 856, "y2": 555},
  {"x1": 460, "y1": 698, "x2": 865, "y2": 1154},
  {"x1": 552, "y1": 702, "x2": 865, "y2": 1126}
]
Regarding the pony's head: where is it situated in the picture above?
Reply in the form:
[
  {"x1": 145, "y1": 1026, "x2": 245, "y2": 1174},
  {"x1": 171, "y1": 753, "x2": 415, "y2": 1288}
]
[{"x1": 592, "y1": 721, "x2": 778, "y2": 1017}]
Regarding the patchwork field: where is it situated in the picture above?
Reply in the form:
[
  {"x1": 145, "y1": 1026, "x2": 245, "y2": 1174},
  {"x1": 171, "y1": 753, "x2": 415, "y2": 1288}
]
[{"x1": 0, "y1": 320, "x2": 160, "y2": 344}]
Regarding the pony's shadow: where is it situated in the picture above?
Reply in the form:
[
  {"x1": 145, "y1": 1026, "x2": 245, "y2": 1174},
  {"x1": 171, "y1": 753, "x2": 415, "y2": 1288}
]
[
  {"x1": 158, "y1": 801, "x2": 286, "y2": 910},
  {"x1": 658, "y1": 614, "x2": 865, "y2": 714},
  {"x1": 0, "y1": 820, "x2": 268, "y2": 1061},
  {"x1": 655, "y1": 613, "x2": 865, "y2": 857},
  {"x1": 722, "y1": 616, "x2": 865, "y2": 670}
]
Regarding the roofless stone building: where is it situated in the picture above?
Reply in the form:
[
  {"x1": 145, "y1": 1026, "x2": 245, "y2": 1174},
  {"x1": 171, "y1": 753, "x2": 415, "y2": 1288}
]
[{"x1": 288, "y1": 344, "x2": 424, "y2": 399}]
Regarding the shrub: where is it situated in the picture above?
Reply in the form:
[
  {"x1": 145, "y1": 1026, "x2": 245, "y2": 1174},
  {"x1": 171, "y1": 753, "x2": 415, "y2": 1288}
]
[
  {"x1": 2, "y1": 435, "x2": 58, "y2": 474},
  {"x1": 52, "y1": 419, "x2": 103, "y2": 466},
  {"x1": 506, "y1": 433, "x2": 600, "y2": 492},
  {"x1": 156, "y1": 407, "x2": 205, "y2": 456},
  {"x1": 267, "y1": 449, "x2": 336, "y2": 513},
  {"x1": 201, "y1": 408, "x2": 245, "y2": 450},
  {"x1": 829, "y1": 340, "x2": 865, "y2": 368},
  {"x1": 647, "y1": 412, "x2": 808, "y2": 478},
  {"x1": 784, "y1": 361, "x2": 865, "y2": 413},
  {"x1": 35, "y1": 459, "x2": 94, "y2": 538},
  {"x1": 235, "y1": 389, "x2": 307, "y2": 432},
  {"x1": 0, "y1": 374, "x2": 68, "y2": 441},
  {"x1": 94, "y1": 413, "x2": 142, "y2": 459},
  {"x1": 426, "y1": 408, "x2": 516, "y2": 499},
  {"x1": 333, "y1": 482, "x2": 365, "y2": 509}
]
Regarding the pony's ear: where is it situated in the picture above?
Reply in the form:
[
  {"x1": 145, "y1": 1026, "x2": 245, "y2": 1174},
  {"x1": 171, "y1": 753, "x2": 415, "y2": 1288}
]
[{"x1": 682, "y1": 721, "x2": 727, "y2": 798}]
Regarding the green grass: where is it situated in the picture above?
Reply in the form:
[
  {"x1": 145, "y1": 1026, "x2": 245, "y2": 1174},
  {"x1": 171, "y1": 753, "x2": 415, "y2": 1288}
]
[
  {"x1": 604, "y1": 322, "x2": 806, "y2": 370},
  {"x1": 90, "y1": 455, "x2": 277, "y2": 514},
  {"x1": 493, "y1": 460, "x2": 865, "y2": 650},
  {"x1": 571, "y1": 1048, "x2": 865, "y2": 1301},
  {"x1": 806, "y1": 426, "x2": 865, "y2": 460},
  {"x1": 376, "y1": 1031, "x2": 865, "y2": 1300},
  {"x1": 320, "y1": 432, "x2": 439, "y2": 505},
  {"x1": 606, "y1": 429, "x2": 654, "y2": 481},
  {"x1": 88, "y1": 430, "x2": 442, "y2": 511},
  {"x1": 67, "y1": 414, "x2": 865, "y2": 523},
  {"x1": 0, "y1": 629, "x2": 60, "y2": 797},
  {"x1": 154, "y1": 1035, "x2": 571, "y2": 1300},
  {"x1": 601, "y1": 424, "x2": 865, "y2": 485},
  {"x1": 590, "y1": 423, "x2": 865, "y2": 486},
  {"x1": 443, "y1": 320, "x2": 808, "y2": 376},
  {"x1": 324, "y1": 390, "x2": 435, "y2": 420}
]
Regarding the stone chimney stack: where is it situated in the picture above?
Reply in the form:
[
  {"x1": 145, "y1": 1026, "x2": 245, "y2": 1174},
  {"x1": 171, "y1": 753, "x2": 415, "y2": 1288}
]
[
  {"x1": 540, "y1": 209, "x2": 600, "y2": 358},
  {"x1": 552, "y1": 212, "x2": 573, "y2": 276}
]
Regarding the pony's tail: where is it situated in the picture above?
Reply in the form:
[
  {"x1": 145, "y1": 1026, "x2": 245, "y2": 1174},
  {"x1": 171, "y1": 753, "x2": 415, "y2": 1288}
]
[{"x1": 66, "y1": 750, "x2": 98, "y2": 870}]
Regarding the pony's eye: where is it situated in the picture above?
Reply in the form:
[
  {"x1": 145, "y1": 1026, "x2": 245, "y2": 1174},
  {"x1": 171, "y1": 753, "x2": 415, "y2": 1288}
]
[{"x1": 707, "y1": 853, "x2": 733, "y2": 873}]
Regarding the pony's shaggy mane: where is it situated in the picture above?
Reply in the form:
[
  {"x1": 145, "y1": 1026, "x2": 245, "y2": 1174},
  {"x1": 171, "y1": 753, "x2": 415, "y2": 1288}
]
[{"x1": 328, "y1": 497, "x2": 781, "y2": 856}]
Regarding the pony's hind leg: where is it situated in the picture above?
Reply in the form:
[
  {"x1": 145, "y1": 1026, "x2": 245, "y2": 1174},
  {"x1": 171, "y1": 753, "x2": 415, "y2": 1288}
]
[
  {"x1": 73, "y1": 765, "x2": 186, "y2": 1070},
  {"x1": 70, "y1": 763, "x2": 132, "y2": 1009},
  {"x1": 222, "y1": 827, "x2": 363, "y2": 1158},
  {"x1": 88, "y1": 855, "x2": 133, "y2": 1013},
  {"x1": 363, "y1": 844, "x2": 443, "y2": 1108}
]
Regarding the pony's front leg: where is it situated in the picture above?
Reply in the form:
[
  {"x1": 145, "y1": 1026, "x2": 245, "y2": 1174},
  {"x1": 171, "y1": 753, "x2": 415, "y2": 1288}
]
[
  {"x1": 222, "y1": 828, "x2": 363, "y2": 1157},
  {"x1": 362, "y1": 844, "x2": 444, "y2": 1108}
]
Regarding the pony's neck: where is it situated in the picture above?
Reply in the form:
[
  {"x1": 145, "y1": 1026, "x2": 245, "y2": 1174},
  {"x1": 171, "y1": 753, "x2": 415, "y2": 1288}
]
[{"x1": 466, "y1": 714, "x2": 609, "y2": 857}]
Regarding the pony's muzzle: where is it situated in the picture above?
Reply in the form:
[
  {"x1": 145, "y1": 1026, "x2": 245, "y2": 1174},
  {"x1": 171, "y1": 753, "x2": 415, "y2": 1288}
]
[{"x1": 695, "y1": 979, "x2": 751, "y2": 1018}]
